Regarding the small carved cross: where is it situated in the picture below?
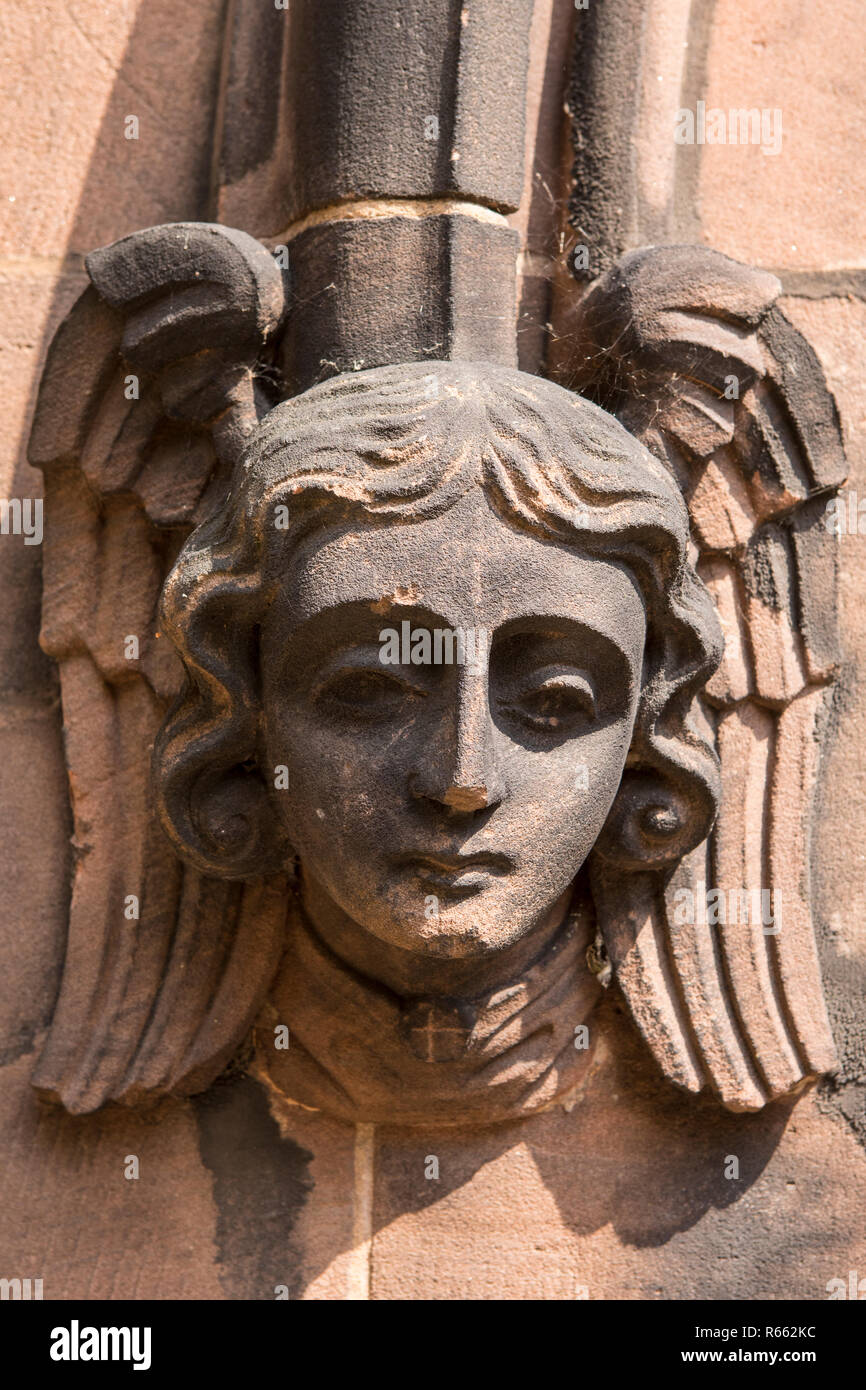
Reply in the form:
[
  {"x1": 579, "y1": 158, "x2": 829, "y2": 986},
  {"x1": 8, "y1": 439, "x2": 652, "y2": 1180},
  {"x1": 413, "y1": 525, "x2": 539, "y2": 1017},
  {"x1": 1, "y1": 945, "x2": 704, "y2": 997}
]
[{"x1": 401, "y1": 999, "x2": 477, "y2": 1064}]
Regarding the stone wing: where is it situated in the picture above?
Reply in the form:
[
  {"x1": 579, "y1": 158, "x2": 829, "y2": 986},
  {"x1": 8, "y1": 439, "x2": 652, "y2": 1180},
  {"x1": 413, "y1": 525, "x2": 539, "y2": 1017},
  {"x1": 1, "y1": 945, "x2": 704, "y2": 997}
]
[
  {"x1": 566, "y1": 245, "x2": 844, "y2": 1110},
  {"x1": 28, "y1": 223, "x2": 288, "y2": 1113}
]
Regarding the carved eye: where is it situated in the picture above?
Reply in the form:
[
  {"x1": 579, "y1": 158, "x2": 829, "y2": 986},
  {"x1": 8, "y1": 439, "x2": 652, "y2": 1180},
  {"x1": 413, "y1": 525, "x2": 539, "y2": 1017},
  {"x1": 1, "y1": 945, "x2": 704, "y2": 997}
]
[
  {"x1": 316, "y1": 668, "x2": 425, "y2": 721},
  {"x1": 502, "y1": 671, "x2": 597, "y2": 733}
]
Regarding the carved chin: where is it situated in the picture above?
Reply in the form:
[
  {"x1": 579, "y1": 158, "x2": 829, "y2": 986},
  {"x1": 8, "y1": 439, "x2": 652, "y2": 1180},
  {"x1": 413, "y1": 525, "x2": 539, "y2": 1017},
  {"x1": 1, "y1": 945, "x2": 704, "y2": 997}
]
[
  {"x1": 305, "y1": 857, "x2": 575, "y2": 961},
  {"x1": 340, "y1": 886, "x2": 540, "y2": 960},
  {"x1": 254, "y1": 894, "x2": 605, "y2": 1127},
  {"x1": 369, "y1": 899, "x2": 532, "y2": 960}
]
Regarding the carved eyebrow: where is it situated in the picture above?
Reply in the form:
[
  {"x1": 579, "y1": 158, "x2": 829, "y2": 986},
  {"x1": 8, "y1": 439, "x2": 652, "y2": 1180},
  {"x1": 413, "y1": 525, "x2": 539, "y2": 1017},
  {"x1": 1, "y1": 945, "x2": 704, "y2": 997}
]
[
  {"x1": 491, "y1": 616, "x2": 642, "y2": 667},
  {"x1": 310, "y1": 643, "x2": 395, "y2": 676},
  {"x1": 289, "y1": 640, "x2": 374, "y2": 683},
  {"x1": 303, "y1": 642, "x2": 441, "y2": 691},
  {"x1": 283, "y1": 598, "x2": 454, "y2": 638}
]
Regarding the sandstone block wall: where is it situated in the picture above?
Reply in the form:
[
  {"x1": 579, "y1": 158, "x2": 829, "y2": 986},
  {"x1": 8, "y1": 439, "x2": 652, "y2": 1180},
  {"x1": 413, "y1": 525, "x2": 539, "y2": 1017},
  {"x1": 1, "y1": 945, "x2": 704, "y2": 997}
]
[{"x1": 0, "y1": 0, "x2": 863, "y2": 1299}]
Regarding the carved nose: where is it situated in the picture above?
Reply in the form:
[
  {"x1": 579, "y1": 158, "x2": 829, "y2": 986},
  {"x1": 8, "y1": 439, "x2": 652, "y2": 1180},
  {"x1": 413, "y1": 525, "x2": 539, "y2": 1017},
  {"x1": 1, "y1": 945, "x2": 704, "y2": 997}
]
[
  {"x1": 412, "y1": 669, "x2": 505, "y2": 813},
  {"x1": 419, "y1": 763, "x2": 505, "y2": 815},
  {"x1": 441, "y1": 783, "x2": 496, "y2": 813}
]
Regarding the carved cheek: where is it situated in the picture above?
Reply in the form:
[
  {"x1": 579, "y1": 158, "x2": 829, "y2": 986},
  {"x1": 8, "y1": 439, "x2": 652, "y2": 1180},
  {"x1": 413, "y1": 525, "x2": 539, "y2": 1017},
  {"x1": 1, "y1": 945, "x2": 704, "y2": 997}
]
[
  {"x1": 262, "y1": 698, "x2": 422, "y2": 842},
  {"x1": 511, "y1": 718, "x2": 636, "y2": 848}
]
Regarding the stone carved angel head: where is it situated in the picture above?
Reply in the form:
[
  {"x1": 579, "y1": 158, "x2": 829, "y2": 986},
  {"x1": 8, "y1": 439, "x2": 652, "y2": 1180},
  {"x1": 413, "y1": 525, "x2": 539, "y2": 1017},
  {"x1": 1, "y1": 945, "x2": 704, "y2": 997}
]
[
  {"x1": 29, "y1": 225, "x2": 842, "y2": 1126},
  {"x1": 154, "y1": 359, "x2": 720, "y2": 1122}
]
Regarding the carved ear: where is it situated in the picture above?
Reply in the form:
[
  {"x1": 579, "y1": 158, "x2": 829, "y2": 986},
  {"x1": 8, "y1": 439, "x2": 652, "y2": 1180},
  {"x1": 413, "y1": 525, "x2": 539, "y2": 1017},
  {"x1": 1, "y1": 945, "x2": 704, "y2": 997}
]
[
  {"x1": 155, "y1": 755, "x2": 291, "y2": 881},
  {"x1": 152, "y1": 550, "x2": 293, "y2": 881},
  {"x1": 593, "y1": 760, "x2": 719, "y2": 871}
]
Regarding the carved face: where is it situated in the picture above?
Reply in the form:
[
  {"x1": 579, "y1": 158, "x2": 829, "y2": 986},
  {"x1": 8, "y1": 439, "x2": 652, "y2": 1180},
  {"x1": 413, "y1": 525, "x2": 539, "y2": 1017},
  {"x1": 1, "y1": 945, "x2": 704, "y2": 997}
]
[
  {"x1": 260, "y1": 485, "x2": 646, "y2": 990},
  {"x1": 152, "y1": 360, "x2": 732, "y2": 1120}
]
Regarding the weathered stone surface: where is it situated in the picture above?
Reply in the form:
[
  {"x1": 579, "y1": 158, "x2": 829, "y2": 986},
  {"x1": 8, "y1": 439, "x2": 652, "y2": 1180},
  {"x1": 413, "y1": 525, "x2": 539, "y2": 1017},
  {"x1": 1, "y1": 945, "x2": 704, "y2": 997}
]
[
  {"x1": 0, "y1": 272, "x2": 87, "y2": 712},
  {"x1": 697, "y1": 0, "x2": 866, "y2": 271},
  {"x1": 0, "y1": 1051, "x2": 224, "y2": 1299},
  {"x1": 0, "y1": 707, "x2": 69, "y2": 1067},
  {"x1": 1, "y1": 0, "x2": 865, "y2": 1307},
  {"x1": 250, "y1": 1073, "x2": 367, "y2": 1300},
  {"x1": 0, "y1": 0, "x2": 223, "y2": 258},
  {"x1": 551, "y1": 243, "x2": 843, "y2": 1110},
  {"x1": 780, "y1": 296, "x2": 866, "y2": 1147},
  {"x1": 26, "y1": 233, "x2": 845, "y2": 1130},
  {"x1": 699, "y1": 556, "x2": 752, "y2": 704},
  {"x1": 217, "y1": 0, "x2": 533, "y2": 229},
  {"x1": 368, "y1": 1017, "x2": 866, "y2": 1299},
  {"x1": 562, "y1": 0, "x2": 866, "y2": 279},
  {"x1": 280, "y1": 213, "x2": 520, "y2": 391},
  {"x1": 147, "y1": 356, "x2": 728, "y2": 1124}
]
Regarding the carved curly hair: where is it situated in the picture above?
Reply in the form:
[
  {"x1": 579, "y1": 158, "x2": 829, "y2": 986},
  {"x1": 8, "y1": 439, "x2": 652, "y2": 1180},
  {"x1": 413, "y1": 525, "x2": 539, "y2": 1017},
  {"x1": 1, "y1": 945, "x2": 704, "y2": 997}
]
[{"x1": 154, "y1": 359, "x2": 722, "y2": 884}]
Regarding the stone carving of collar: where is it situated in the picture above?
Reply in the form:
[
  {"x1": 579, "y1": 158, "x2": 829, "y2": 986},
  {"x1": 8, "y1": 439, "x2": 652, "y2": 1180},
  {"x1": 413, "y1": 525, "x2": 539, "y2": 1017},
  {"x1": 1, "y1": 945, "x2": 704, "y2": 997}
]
[{"x1": 254, "y1": 892, "x2": 605, "y2": 1127}]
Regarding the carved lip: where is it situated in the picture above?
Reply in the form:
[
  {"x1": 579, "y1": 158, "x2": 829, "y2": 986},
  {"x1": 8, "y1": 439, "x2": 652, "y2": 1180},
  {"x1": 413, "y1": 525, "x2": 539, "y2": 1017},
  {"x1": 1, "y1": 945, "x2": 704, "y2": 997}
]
[{"x1": 397, "y1": 851, "x2": 513, "y2": 899}]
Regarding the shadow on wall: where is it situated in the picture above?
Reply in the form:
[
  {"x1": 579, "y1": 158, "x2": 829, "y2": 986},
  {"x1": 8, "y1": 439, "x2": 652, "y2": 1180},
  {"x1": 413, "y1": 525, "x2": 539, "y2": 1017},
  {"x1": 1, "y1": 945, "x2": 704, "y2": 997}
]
[
  {"x1": 186, "y1": 993, "x2": 796, "y2": 1298},
  {"x1": 7, "y1": 2, "x2": 228, "y2": 1064},
  {"x1": 370, "y1": 993, "x2": 796, "y2": 1251}
]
